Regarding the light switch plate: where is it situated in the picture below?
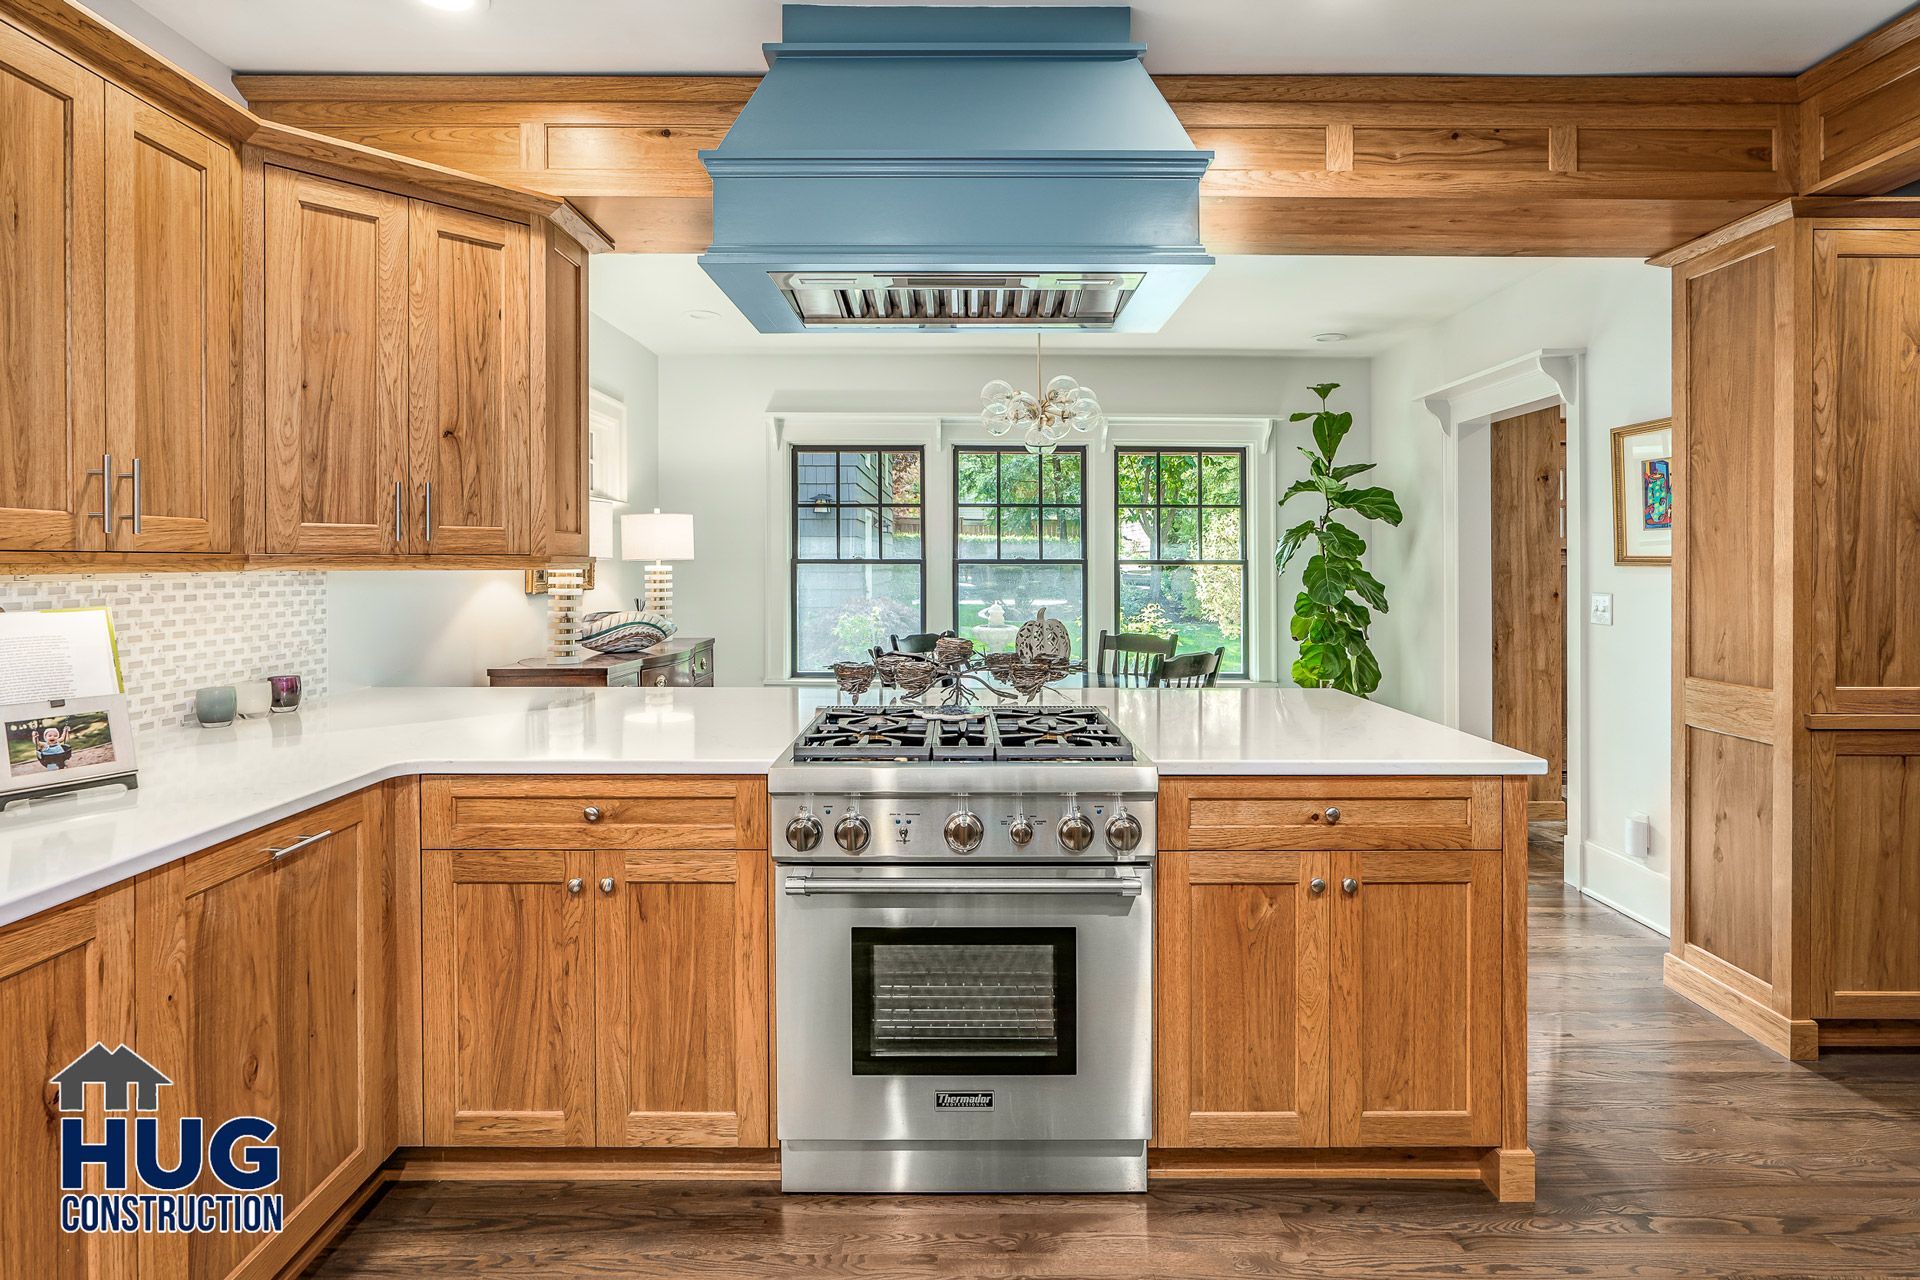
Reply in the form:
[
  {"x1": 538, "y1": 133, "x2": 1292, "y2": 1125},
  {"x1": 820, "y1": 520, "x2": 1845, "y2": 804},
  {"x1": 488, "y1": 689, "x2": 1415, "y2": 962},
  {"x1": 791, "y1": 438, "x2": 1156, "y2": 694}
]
[{"x1": 1590, "y1": 593, "x2": 1614, "y2": 626}]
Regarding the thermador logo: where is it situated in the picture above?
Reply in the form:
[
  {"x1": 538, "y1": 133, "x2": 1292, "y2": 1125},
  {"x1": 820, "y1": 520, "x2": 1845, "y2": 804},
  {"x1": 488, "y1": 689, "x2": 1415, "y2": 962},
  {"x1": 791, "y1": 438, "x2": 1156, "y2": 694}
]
[{"x1": 934, "y1": 1090, "x2": 995, "y2": 1110}]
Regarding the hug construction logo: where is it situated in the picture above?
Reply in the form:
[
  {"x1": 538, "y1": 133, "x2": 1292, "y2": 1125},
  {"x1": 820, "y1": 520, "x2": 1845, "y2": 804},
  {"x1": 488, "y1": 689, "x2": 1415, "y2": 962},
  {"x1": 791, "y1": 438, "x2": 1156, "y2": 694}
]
[{"x1": 51, "y1": 1042, "x2": 284, "y2": 1236}]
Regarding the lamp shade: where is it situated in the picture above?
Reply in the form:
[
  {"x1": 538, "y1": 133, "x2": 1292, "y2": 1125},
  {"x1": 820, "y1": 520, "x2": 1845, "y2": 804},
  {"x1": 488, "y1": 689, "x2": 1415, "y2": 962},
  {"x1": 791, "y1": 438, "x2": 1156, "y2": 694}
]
[
  {"x1": 621, "y1": 510, "x2": 695, "y2": 561},
  {"x1": 589, "y1": 500, "x2": 616, "y2": 559}
]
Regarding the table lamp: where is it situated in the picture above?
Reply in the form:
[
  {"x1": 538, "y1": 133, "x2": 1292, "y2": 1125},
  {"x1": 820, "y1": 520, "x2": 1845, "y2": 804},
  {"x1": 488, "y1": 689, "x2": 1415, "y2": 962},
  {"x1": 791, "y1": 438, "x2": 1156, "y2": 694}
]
[{"x1": 621, "y1": 509, "x2": 695, "y2": 619}]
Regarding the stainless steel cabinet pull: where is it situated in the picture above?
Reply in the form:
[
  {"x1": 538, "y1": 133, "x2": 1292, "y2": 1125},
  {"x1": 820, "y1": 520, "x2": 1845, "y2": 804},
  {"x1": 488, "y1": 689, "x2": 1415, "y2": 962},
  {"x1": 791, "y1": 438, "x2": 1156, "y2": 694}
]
[
  {"x1": 567, "y1": 877, "x2": 583, "y2": 894},
  {"x1": 1323, "y1": 806, "x2": 1341, "y2": 825},
  {"x1": 125, "y1": 457, "x2": 142, "y2": 535},
  {"x1": 267, "y1": 829, "x2": 333, "y2": 861},
  {"x1": 87, "y1": 453, "x2": 114, "y2": 528},
  {"x1": 582, "y1": 805, "x2": 603, "y2": 823},
  {"x1": 784, "y1": 876, "x2": 1143, "y2": 898},
  {"x1": 423, "y1": 482, "x2": 433, "y2": 542},
  {"x1": 1309, "y1": 877, "x2": 1327, "y2": 895},
  {"x1": 1341, "y1": 877, "x2": 1359, "y2": 896},
  {"x1": 393, "y1": 480, "x2": 403, "y2": 543},
  {"x1": 599, "y1": 877, "x2": 615, "y2": 894}
]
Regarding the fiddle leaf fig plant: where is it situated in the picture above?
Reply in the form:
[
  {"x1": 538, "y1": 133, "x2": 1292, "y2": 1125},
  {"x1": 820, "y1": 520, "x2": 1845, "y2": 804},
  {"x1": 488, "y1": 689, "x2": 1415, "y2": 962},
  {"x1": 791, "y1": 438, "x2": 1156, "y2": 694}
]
[{"x1": 1277, "y1": 382, "x2": 1402, "y2": 696}]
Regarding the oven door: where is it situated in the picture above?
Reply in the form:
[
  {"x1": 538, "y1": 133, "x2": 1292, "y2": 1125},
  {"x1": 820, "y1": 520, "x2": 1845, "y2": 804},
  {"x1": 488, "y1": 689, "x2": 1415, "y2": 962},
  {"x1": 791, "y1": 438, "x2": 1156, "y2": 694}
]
[{"x1": 775, "y1": 862, "x2": 1153, "y2": 1144}]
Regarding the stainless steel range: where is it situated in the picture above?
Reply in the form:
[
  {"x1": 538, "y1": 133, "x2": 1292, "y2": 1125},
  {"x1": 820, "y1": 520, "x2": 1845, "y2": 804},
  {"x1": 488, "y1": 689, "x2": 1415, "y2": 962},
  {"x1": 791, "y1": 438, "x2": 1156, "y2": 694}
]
[{"x1": 768, "y1": 704, "x2": 1156, "y2": 1194}]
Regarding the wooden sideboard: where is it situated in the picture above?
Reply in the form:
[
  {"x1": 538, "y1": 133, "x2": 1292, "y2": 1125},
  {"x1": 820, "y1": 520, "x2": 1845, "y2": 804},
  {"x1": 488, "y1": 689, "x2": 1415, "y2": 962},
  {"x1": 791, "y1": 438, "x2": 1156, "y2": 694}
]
[{"x1": 487, "y1": 638, "x2": 715, "y2": 688}]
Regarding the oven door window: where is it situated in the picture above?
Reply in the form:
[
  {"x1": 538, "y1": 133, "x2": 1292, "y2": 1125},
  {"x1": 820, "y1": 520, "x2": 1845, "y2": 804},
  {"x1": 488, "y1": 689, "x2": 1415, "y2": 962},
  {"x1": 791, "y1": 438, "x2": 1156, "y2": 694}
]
[{"x1": 851, "y1": 927, "x2": 1076, "y2": 1076}]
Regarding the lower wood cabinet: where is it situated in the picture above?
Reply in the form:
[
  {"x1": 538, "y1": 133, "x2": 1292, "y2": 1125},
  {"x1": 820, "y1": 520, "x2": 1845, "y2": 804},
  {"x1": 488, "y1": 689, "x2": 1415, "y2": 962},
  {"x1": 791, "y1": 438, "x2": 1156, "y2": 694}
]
[
  {"x1": 422, "y1": 847, "x2": 771, "y2": 1148},
  {"x1": 0, "y1": 887, "x2": 134, "y2": 1280},
  {"x1": 133, "y1": 789, "x2": 394, "y2": 1280},
  {"x1": 1157, "y1": 845, "x2": 1504, "y2": 1150}
]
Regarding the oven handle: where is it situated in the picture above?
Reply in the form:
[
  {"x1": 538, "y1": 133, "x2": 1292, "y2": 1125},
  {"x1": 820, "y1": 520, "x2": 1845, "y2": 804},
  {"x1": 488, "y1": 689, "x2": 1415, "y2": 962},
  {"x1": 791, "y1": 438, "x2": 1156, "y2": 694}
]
[{"x1": 783, "y1": 875, "x2": 1144, "y2": 898}]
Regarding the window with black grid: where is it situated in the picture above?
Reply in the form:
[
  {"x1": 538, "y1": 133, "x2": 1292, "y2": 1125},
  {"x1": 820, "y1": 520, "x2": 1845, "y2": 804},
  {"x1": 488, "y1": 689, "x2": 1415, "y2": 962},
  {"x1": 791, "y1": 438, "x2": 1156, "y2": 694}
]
[
  {"x1": 1114, "y1": 448, "x2": 1247, "y2": 676},
  {"x1": 952, "y1": 447, "x2": 1087, "y2": 659},
  {"x1": 791, "y1": 447, "x2": 925, "y2": 677}
]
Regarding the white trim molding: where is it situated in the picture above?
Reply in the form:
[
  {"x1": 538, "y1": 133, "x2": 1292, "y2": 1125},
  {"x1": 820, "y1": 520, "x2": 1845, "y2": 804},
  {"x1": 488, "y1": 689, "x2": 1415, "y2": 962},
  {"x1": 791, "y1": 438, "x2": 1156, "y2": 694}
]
[{"x1": 1418, "y1": 349, "x2": 1587, "y2": 896}]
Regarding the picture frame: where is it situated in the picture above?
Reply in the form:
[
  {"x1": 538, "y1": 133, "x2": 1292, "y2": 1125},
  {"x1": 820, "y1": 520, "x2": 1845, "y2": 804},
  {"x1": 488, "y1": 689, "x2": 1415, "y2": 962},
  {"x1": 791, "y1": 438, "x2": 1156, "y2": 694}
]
[
  {"x1": 1610, "y1": 418, "x2": 1674, "y2": 565},
  {"x1": 1, "y1": 694, "x2": 139, "y2": 805}
]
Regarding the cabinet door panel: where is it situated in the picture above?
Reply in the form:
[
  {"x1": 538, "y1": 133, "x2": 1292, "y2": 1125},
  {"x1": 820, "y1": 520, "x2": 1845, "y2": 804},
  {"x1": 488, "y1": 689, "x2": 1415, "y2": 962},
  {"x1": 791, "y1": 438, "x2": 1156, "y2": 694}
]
[
  {"x1": 539, "y1": 224, "x2": 589, "y2": 557},
  {"x1": 104, "y1": 87, "x2": 233, "y2": 553},
  {"x1": 1330, "y1": 850, "x2": 1501, "y2": 1147},
  {"x1": 0, "y1": 25, "x2": 104, "y2": 551},
  {"x1": 408, "y1": 201, "x2": 530, "y2": 555},
  {"x1": 264, "y1": 167, "x2": 409, "y2": 555},
  {"x1": 594, "y1": 850, "x2": 770, "y2": 1147},
  {"x1": 0, "y1": 891, "x2": 133, "y2": 1280},
  {"x1": 1156, "y1": 850, "x2": 1330, "y2": 1147},
  {"x1": 135, "y1": 790, "x2": 391, "y2": 1280},
  {"x1": 423, "y1": 849, "x2": 594, "y2": 1144},
  {"x1": 1817, "y1": 736, "x2": 1920, "y2": 1018}
]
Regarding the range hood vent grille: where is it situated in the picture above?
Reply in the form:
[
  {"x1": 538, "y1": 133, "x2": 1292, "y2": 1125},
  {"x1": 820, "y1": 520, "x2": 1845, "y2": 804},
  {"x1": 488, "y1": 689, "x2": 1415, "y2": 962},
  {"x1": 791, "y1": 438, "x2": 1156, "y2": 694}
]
[{"x1": 774, "y1": 271, "x2": 1143, "y2": 329}]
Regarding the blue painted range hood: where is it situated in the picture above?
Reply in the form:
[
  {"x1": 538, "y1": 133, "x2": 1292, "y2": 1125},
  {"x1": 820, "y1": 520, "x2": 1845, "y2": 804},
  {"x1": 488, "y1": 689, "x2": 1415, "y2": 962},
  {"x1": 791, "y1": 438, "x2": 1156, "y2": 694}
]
[{"x1": 698, "y1": 5, "x2": 1213, "y2": 333}]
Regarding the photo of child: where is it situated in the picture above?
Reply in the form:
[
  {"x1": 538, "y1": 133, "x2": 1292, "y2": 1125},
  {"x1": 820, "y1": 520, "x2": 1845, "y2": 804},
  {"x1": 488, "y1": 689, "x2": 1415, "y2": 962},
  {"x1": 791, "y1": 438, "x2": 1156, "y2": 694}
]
[{"x1": 5, "y1": 711, "x2": 116, "y2": 778}]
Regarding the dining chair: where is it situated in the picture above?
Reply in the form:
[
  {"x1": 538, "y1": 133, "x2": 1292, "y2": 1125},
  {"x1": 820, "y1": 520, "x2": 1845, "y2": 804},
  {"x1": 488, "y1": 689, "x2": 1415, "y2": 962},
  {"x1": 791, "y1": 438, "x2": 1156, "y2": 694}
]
[
  {"x1": 1095, "y1": 630, "x2": 1177, "y2": 684},
  {"x1": 890, "y1": 630, "x2": 955, "y2": 654},
  {"x1": 1151, "y1": 647, "x2": 1225, "y2": 688}
]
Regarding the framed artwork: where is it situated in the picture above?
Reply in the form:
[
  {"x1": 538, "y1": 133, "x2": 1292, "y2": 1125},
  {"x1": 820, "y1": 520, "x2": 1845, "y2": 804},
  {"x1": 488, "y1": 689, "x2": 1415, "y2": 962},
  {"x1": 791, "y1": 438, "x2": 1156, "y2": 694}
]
[{"x1": 1611, "y1": 418, "x2": 1673, "y2": 565}]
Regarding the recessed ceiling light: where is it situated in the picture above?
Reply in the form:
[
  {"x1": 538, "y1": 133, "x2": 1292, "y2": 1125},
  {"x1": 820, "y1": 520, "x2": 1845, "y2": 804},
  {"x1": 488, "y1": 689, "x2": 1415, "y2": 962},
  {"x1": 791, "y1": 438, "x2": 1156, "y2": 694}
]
[
  {"x1": 1313, "y1": 332, "x2": 1348, "y2": 343},
  {"x1": 686, "y1": 309, "x2": 720, "y2": 322},
  {"x1": 419, "y1": 0, "x2": 488, "y2": 12}
]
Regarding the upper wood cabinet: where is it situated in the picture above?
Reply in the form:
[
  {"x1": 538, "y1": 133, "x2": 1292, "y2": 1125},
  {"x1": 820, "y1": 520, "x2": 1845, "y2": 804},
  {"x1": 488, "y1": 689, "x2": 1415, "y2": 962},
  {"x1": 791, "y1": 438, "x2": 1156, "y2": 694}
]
[
  {"x1": 133, "y1": 789, "x2": 394, "y2": 1280},
  {"x1": 104, "y1": 87, "x2": 237, "y2": 555},
  {"x1": 262, "y1": 167, "x2": 409, "y2": 556},
  {"x1": 0, "y1": 23, "x2": 104, "y2": 553},
  {"x1": 407, "y1": 201, "x2": 531, "y2": 556},
  {"x1": 540, "y1": 224, "x2": 591, "y2": 558}
]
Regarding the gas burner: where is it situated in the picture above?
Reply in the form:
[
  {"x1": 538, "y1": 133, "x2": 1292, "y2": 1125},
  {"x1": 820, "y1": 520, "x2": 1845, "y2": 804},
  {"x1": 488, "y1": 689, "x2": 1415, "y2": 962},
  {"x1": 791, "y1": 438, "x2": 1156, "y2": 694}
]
[
  {"x1": 789, "y1": 705, "x2": 1134, "y2": 764},
  {"x1": 991, "y1": 706, "x2": 1134, "y2": 761},
  {"x1": 793, "y1": 708, "x2": 935, "y2": 761}
]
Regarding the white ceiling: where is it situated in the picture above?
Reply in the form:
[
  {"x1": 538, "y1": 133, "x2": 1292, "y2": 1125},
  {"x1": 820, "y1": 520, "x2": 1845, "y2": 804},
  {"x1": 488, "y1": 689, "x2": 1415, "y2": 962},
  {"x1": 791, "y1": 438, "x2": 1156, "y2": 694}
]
[
  {"x1": 591, "y1": 254, "x2": 1555, "y2": 356},
  {"x1": 129, "y1": 0, "x2": 1903, "y2": 76}
]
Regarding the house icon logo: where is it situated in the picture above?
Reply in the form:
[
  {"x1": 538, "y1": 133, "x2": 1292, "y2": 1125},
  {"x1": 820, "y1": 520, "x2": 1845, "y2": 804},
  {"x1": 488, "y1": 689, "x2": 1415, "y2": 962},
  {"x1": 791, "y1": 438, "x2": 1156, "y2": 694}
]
[{"x1": 51, "y1": 1043, "x2": 172, "y2": 1113}]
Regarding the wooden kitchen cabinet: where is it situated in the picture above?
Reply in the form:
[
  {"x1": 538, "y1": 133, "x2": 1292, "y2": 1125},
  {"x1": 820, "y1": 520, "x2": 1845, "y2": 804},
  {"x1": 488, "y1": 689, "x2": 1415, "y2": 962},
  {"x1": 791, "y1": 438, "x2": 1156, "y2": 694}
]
[
  {"x1": 133, "y1": 788, "x2": 394, "y2": 1280},
  {"x1": 103, "y1": 85, "x2": 238, "y2": 555},
  {"x1": 593, "y1": 850, "x2": 770, "y2": 1146},
  {"x1": 0, "y1": 22, "x2": 104, "y2": 553},
  {"x1": 407, "y1": 199, "x2": 532, "y2": 556},
  {"x1": 262, "y1": 167, "x2": 409, "y2": 556},
  {"x1": 539, "y1": 222, "x2": 591, "y2": 557},
  {"x1": 0, "y1": 887, "x2": 134, "y2": 1280}
]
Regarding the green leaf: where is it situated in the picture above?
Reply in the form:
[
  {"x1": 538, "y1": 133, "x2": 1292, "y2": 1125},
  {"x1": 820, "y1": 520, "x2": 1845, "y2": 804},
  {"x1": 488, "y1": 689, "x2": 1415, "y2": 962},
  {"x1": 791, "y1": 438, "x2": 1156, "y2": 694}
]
[
  {"x1": 1351, "y1": 645, "x2": 1383, "y2": 697},
  {"x1": 1275, "y1": 519, "x2": 1315, "y2": 573},
  {"x1": 1312, "y1": 410, "x2": 1353, "y2": 462},
  {"x1": 1337, "y1": 486, "x2": 1403, "y2": 526},
  {"x1": 1350, "y1": 565, "x2": 1390, "y2": 612},
  {"x1": 1309, "y1": 382, "x2": 1341, "y2": 401},
  {"x1": 1289, "y1": 613, "x2": 1311, "y2": 642},
  {"x1": 1297, "y1": 641, "x2": 1347, "y2": 686},
  {"x1": 1288, "y1": 411, "x2": 1316, "y2": 422},
  {"x1": 1302, "y1": 554, "x2": 1352, "y2": 609},
  {"x1": 1278, "y1": 478, "x2": 1320, "y2": 509},
  {"x1": 1331, "y1": 462, "x2": 1377, "y2": 480},
  {"x1": 1318, "y1": 520, "x2": 1367, "y2": 560}
]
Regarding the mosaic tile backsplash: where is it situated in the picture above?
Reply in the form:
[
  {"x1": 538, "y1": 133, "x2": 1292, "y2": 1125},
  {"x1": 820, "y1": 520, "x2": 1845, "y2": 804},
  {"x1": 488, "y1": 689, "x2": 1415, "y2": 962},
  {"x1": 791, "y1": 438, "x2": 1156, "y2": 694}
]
[{"x1": 0, "y1": 573, "x2": 329, "y2": 737}]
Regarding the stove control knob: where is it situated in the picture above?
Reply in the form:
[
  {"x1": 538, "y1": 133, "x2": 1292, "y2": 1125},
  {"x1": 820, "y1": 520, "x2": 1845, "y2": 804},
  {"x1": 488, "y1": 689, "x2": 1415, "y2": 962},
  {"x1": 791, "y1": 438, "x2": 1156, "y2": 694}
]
[
  {"x1": 944, "y1": 811, "x2": 985, "y2": 854},
  {"x1": 785, "y1": 812, "x2": 823, "y2": 853},
  {"x1": 1105, "y1": 809, "x2": 1143, "y2": 853},
  {"x1": 834, "y1": 813, "x2": 871, "y2": 853},
  {"x1": 1008, "y1": 815, "x2": 1036, "y2": 848},
  {"x1": 1058, "y1": 812, "x2": 1096, "y2": 853}
]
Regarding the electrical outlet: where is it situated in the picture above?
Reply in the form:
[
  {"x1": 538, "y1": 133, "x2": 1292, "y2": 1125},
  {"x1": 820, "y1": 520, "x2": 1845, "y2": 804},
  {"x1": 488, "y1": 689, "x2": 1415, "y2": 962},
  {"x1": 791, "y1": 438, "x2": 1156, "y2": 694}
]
[{"x1": 1590, "y1": 593, "x2": 1614, "y2": 626}]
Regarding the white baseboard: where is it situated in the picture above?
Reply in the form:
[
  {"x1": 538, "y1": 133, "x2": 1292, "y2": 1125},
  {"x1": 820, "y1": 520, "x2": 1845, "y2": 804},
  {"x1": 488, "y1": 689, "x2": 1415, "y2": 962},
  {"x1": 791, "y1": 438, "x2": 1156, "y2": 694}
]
[{"x1": 1577, "y1": 839, "x2": 1670, "y2": 936}]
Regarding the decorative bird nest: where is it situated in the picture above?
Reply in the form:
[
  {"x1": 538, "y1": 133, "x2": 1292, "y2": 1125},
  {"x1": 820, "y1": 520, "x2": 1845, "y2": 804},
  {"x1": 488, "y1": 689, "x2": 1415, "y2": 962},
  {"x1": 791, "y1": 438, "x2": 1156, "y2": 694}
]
[{"x1": 838, "y1": 640, "x2": 1085, "y2": 707}]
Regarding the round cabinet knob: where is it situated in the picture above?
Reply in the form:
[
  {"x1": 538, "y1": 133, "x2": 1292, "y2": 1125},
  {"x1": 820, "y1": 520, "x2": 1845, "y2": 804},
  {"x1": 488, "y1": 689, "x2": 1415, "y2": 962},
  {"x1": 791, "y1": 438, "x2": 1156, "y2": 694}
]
[
  {"x1": 583, "y1": 806, "x2": 603, "y2": 823},
  {"x1": 1008, "y1": 815, "x2": 1036, "y2": 848},
  {"x1": 1309, "y1": 877, "x2": 1327, "y2": 896},
  {"x1": 944, "y1": 811, "x2": 985, "y2": 854},
  {"x1": 566, "y1": 878, "x2": 583, "y2": 895},
  {"x1": 834, "y1": 813, "x2": 872, "y2": 853},
  {"x1": 1058, "y1": 812, "x2": 1095, "y2": 853},
  {"x1": 1324, "y1": 806, "x2": 1342, "y2": 826},
  {"x1": 599, "y1": 877, "x2": 615, "y2": 894},
  {"x1": 1105, "y1": 811, "x2": 1143, "y2": 853},
  {"x1": 785, "y1": 813, "x2": 823, "y2": 852},
  {"x1": 1341, "y1": 877, "x2": 1359, "y2": 896}
]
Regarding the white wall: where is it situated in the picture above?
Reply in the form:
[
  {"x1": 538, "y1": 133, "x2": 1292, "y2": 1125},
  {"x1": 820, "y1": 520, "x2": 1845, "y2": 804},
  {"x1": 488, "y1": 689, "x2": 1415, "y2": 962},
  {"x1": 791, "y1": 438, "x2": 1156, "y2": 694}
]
[
  {"x1": 326, "y1": 314, "x2": 661, "y2": 689},
  {"x1": 1369, "y1": 259, "x2": 1672, "y2": 932},
  {"x1": 654, "y1": 352, "x2": 1369, "y2": 687},
  {"x1": 77, "y1": 0, "x2": 243, "y2": 102}
]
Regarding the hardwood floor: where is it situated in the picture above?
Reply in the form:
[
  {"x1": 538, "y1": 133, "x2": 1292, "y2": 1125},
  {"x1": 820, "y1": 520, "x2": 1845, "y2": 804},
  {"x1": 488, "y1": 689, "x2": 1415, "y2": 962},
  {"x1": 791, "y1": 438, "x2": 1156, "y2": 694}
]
[{"x1": 307, "y1": 830, "x2": 1920, "y2": 1278}]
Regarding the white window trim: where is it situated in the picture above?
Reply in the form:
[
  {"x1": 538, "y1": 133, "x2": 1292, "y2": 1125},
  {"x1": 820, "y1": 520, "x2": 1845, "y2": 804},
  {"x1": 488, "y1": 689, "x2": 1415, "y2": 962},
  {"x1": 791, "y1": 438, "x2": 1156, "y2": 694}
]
[
  {"x1": 587, "y1": 388, "x2": 629, "y2": 503},
  {"x1": 764, "y1": 411, "x2": 1279, "y2": 684}
]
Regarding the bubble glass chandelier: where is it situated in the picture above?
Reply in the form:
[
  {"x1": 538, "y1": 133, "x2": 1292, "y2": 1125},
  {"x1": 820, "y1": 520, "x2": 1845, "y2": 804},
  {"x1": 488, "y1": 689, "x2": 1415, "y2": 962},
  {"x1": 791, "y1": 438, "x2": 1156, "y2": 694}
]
[{"x1": 980, "y1": 334, "x2": 1105, "y2": 455}]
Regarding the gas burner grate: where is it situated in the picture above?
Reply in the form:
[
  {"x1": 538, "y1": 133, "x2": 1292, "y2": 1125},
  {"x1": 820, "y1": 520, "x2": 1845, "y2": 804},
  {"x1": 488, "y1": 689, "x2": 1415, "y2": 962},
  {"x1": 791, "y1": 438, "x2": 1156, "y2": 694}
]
[
  {"x1": 790, "y1": 705, "x2": 1136, "y2": 764},
  {"x1": 990, "y1": 707, "x2": 1134, "y2": 762},
  {"x1": 792, "y1": 708, "x2": 936, "y2": 761}
]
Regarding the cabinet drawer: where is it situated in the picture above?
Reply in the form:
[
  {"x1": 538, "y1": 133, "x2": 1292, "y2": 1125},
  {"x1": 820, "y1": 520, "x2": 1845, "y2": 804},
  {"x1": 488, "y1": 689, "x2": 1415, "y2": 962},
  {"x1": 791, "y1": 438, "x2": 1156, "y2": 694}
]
[
  {"x1": 422, "y1": 774, "x2": 766, "y2": 850},
  {"x1": 1160, "y1": 776, "x2": 1504, "y2": 851}
]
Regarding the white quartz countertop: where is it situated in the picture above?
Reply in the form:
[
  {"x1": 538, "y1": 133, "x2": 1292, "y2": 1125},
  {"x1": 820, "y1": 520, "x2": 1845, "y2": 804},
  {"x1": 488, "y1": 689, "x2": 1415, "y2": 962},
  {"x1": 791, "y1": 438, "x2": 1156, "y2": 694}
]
[{"x1": 0, "y1": 685, "x2": 1541, "y2": 927}]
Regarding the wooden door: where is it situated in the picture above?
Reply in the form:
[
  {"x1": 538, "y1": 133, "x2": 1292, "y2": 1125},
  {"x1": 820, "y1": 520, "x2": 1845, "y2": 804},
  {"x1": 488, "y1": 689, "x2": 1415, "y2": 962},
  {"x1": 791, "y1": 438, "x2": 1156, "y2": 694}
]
[
  {"x1": 408, "y1": 200, "x2": 531, "y2": 556},
  {"x1": 1329, "y1": 850, "x2": 1501, "y2": 1147},
  {"x1": 0, "y1": 24, "x2": 104, "y2": 551},
  {"x1": 593, "y1": 849, "x2": 770, "y2": 1147},
  {"x1": 1155, "y1": 849, "x2": 1330, "y2": 1148},
  {"x1": 1814, "y1": 734, "x2": 1920, "y2": 1019},
  {"x1": 134, "y1": 789, "x2": 392, "y2": 1280},
  {"x1": 0, "y1": 889, "x2": 133, "y2": 1280},
  {"x1": 1490, "y1": 406, "x2": 1566, "y2": 820},
  {"x1": 103, "y1": 86, "x2": 234, "y2": 554},
  {"x1": 263, "y1": 167, "x2": 409, "y2": 556},
  {"x1": 422, "y1": 849, "x2": 594, "y2": 1145},
  {"x1": 539, "y1": 223, "x2": 590, "y2": 557}
]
